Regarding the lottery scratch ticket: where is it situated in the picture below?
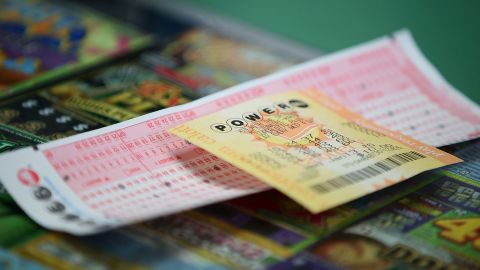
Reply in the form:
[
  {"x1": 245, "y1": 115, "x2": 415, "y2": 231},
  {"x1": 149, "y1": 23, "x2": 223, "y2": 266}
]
[
  {"x1": 0, "y1": 0, "x2": 151, "y2": 96},
  {"x1": 0, "y1": 30, "x2": 477, "y2": 234},
  {"x1": 171, "y1": 89, "x2": 461, "y2": 212},
  {"x1": 268, "y1": 140, "x2": 480, "y2": 270},
  {"x1": 0, "y1": 248, "x2": 47, "y2": 270}
]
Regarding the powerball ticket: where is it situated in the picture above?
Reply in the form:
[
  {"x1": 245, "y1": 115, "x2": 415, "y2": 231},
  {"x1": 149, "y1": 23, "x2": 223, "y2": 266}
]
[
  {"x1": 170, "y1": 89, "x2": 461, "y2": 213},
  {"x1": 0, "y1": 30, "x2": 478, "y2": 234}
]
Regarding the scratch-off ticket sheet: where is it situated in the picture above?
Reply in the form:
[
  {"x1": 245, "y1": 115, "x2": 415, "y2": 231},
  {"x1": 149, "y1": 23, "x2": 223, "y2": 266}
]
[
  {"x1": 171, "y1": 89, "x2": 461, "y2": 212},
  {"x1": 0, "y1": 30, "x2": 478, "y2": 234},
  {"x1": 0, "y1": 0, "x2": 151, "y2": 96},
  {"x1": 268, "y1": 140, "x2": 480, "y2": 270}
]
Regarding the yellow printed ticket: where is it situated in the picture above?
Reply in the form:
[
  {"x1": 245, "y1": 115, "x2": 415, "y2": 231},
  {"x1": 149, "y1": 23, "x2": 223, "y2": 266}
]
[{"x1": 170, "y1": 89, "x2": 462, "y2": 213}]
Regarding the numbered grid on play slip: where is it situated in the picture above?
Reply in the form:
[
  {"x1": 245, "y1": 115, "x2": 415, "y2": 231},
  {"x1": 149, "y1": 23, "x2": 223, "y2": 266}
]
[
  {"x1": 43, "y1": 115, "x2": 266, "y2": 222},
  {"x1": 275, "y1": 43, "x2": 477, "y2": 146}
]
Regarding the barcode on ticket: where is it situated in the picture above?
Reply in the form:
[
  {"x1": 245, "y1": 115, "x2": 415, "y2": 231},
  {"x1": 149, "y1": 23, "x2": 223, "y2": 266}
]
[{"x1": 311, "y1": 151, "x2": 427, "y2": 194}]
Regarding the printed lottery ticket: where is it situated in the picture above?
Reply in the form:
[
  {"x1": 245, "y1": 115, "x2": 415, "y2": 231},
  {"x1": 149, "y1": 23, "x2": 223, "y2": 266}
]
[
  {"x1": 141, "y1": 29, "x2": 298, "y2": 97},
  {"x1": 0, "y1": 30, "x2": 478, "y2": 234},
  {"x1": 0, "y1": 248, "x2": 47, "y2": 270},
  {"x1": 0, "y1": 124, "x2": 47, "y2": 154},
  {"x1": 13, "y1": 232, "x2": 228, "y2": 270},
  {"x1": 0, "y1": 91, "x2": 101, "y2": 140},
  {"x1": 171, "y1": 89, "x2": 461, "y2": 212},
  {"x1": 129, "y1": 177, "x2": 419, "y2": 270},
  {"x1": 0, "y1": 0, "x2": 151, "y2": 97}
]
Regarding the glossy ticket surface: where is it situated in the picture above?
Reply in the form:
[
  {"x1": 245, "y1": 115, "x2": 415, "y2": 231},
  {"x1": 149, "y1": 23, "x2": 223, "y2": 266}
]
[
  {"x1": 171, "y1": 89, "x2": 461, "y2": 212},
  {"x1": 0, "y1": 30, "x2": 478, "y2": 234},
  {"x1": 269, "y1": 140, "x2": 480, "y2": 270},
  {"x1": 0, "y1": 0, "x2": 151, "y2": 96}
]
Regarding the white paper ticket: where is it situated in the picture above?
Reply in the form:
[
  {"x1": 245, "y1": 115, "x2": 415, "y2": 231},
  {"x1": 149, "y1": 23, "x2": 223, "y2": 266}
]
[{"x1": 0, "y1": 30, "x2": 478, "y2": 234}]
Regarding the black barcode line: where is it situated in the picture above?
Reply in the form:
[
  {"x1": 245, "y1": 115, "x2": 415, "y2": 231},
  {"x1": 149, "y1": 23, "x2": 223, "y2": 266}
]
[{"x1": 311, "y1": 151, "x2": 426, "y2": 194}]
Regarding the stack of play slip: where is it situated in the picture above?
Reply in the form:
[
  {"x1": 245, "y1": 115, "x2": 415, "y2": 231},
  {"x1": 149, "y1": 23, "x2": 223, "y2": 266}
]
[{"x1": 0, "y1": 30, "x2": 478, "y2": 234}]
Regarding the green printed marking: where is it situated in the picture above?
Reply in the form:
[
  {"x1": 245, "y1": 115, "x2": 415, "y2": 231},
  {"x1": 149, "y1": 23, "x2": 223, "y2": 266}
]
[{"x1": 0, "y1": 141, "x2": 17, "y2": 153}]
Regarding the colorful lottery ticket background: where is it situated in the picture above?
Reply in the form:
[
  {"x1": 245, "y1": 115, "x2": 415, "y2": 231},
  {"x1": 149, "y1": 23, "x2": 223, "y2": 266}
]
[
  {"x1": 170, "y1": 89, "x2": 461, "y2": 213},
  {"x1": 268, "y1": 140, "x2": 480, "y2": 270},
  {"x1": 0, "y1": 0, "x2": 151, "y2": 96},
  {"x1": 0, "y1": 30, "x2": 479, "y2": 234}
]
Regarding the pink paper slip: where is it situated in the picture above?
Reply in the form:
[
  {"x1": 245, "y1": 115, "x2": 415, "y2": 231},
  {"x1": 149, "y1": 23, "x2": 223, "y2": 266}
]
[{"x1": 0, "y1": 30, "x2": 478, "y2": 234}]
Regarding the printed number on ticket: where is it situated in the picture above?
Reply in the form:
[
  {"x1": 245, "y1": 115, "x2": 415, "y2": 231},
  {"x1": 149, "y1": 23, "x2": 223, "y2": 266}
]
[{"x1": 171, "y1": 89, "x2": 462, "y2": 213}]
